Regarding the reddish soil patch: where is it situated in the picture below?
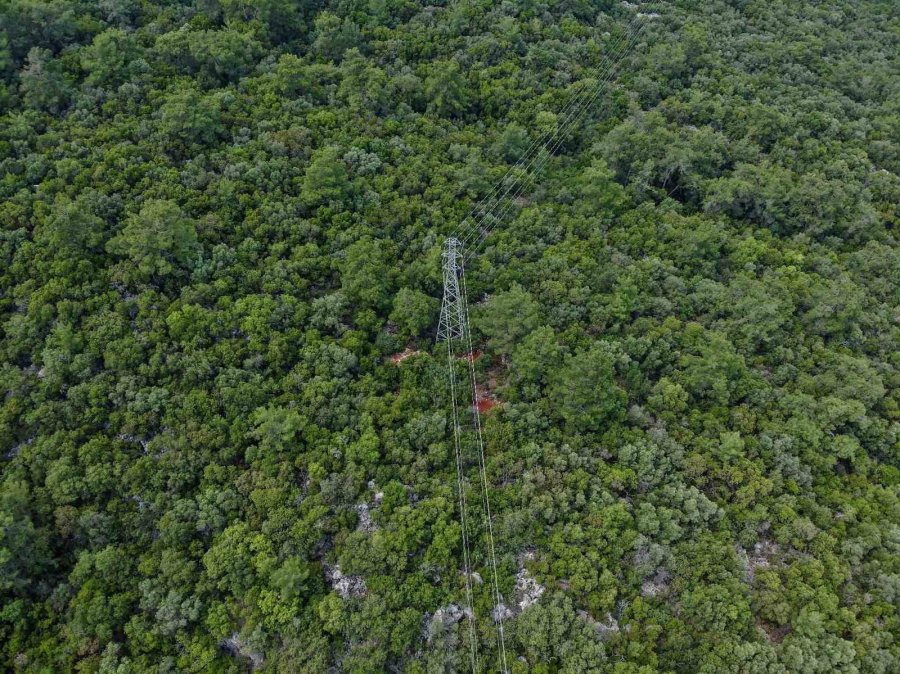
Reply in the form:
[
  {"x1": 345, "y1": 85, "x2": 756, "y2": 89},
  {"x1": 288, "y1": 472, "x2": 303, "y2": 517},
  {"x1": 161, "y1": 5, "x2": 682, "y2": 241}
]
[
  {"x1": 389, "y1": 348, "x2": 420, "y2": 364},
  {"x1": 475, "y1": 393, "x2": 499, "y2": 413}
]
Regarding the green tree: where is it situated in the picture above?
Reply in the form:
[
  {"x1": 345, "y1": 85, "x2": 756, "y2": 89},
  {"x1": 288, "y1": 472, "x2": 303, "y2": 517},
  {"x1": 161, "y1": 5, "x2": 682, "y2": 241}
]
[
  {"x1": 157, "y1": 87, "x2": 223, "y2": 152},
  {"x1": 106, "y1": 199, "x2": 198, "y2": 284},
  {"x1": 495, "y1": 122, "x2": 530, "y2": 163},
  {"x1": 516, "y1": 593, "x2": 607, "y2": 672},
  {"x1": 0, "y1": 480, "x2": 50, "y2": 598},
  {"x1": 510, "y1": 326, "x2": 566, "y2": 399},
  {"x1": 677, "y1": 329, "x2": 750, "y2": 407},
  {"x1": 341, "y1": 237, "x2": 393, "y2": 311},
  {"x1": 19, "y1": 46, "x2": 70, "y2": 112},
  {"x1": 312, "y1": 12, "x2": 361, "y2": 62},
  {"x1": 80, "y1": 28, "x2": 140, "y2": 87},
  {"x1": 220, "y1": 0, "x2": 302, "y2": 44},
  {"x1": 39, "y1": 195, "x2": 106, "y2": 256},
  {"x1": 302, "y1": 146, "x2": 351, "y2": 206},
  {"x1": 476, "y1": 283, "x2": 541, "y2": 357},
  {"x1": 548, "y1": 342, "x2": 628, "y2": 433},
  {"x1": 389, "y1": 288, "x2": 437, "y2": 338},
  {"x1": 424, "y1": 60, "x2": 470, "y2": 118}
]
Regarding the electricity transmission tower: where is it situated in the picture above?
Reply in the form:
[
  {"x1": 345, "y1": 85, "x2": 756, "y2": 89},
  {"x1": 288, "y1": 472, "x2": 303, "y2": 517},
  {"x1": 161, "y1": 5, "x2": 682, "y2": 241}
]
[
  {"x1": 435, "y1": 5, "x2": 660, "y2": 672},
  {"x1": 437, "y1": 237, "x2": 466, "y2": 343},
  {"x1": 438, "y1": 236, "x2": 510, "y2": 674}
]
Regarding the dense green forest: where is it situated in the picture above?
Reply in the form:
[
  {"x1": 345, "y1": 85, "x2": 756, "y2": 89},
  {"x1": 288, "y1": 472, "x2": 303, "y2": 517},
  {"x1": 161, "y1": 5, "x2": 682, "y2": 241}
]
[{"x1": 1, "y1": 0, "x2": 899, "y2": 671}]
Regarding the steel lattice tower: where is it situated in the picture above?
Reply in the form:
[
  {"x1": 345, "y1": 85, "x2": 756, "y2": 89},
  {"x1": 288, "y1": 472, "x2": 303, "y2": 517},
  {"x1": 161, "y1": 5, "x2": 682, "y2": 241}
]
[{"x1": 437, "y1": 237, "x2": 466, "y2": 343}]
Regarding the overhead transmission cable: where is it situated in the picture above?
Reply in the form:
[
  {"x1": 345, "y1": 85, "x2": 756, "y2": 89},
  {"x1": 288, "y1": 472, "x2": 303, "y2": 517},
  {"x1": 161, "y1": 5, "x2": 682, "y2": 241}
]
[
  {"x1": 438, "y1": 5, "x2": 660, "y2": 673},
  {"x1": 463, "y1": 23, "x2": 647, "y2": 255},
  {"x1": 453, "y1": 6, "x2": 656, "y2": 257},
  {"x1": 446, "y1": 334, "x2": 480, "y2": 671},
  {"x1": 457, "y1": 24, "x2": 647, "y2": 256},
  {"x1": 459, "y1": 260, "x2": 509, "y2": 674},
  {"x1": 453, "y1": 24, "x2": 637, "y2": 244},
  {"x1": 454, "y1": 7, "x2": 651, "y2": 248},
  {"x1": 453, "y1": 19, "x2": 639, "y2": 231}
]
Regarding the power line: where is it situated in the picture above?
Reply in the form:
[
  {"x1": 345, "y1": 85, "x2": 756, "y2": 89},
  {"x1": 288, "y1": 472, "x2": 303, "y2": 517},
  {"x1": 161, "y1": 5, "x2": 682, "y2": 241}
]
[
  {"x1": 439, "y1": 244, "x2": 509, "y2": 673},
  {"x1": 454, "y1": 2, "x2": 658, "y2": 237},
  {"x1": 454, "y1": 21, "x2": 640, "y2": 246},
  {"x1": 452, "y1": 23, "x2": 639, "y2": 244},
  {"x1": 453, "y1": 3, "x2": 660, "y2": 258},
  {"x1": 440, "y1": 238, "x2": 480, "y2": 671},
  {"x1": 459, "y1": 20, "x2": 648, "y2": 256},
  {"x1": 460, "y1": 258, "x2": 509, "y2": 674},
  {"x1": 436, "y1": 5, "x2": 661, "y2": 672}
]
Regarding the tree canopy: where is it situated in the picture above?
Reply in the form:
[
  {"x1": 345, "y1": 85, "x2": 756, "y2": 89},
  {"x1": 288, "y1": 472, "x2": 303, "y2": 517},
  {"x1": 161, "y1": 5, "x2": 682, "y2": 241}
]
[{"x1": 0, "y1": 0, "x2": 898, "y2": 672}]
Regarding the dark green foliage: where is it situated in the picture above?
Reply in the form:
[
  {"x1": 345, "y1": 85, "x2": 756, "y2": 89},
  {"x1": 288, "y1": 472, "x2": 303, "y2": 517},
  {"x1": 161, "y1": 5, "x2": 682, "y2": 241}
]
[
  {"x1": 1, "y1": 0, "x2": 898, "y2": 672},
  {"x1": 106, "y1": 199, "x2": 198, "y2": 285},
  {"x1": 390, "y1": 287, "x2": 438, "y2": 339},
  {"x1": 18, "y1": 47, "x2": 70, "y2": 112},
  {"x1": 476, "y1": 283, "x2": 541, "y2": 356}
]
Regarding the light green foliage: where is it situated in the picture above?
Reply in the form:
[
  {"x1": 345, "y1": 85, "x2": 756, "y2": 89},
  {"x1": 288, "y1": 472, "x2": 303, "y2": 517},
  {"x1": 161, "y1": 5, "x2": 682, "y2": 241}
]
[
  {"x1": 341, "y1": 236, "x2": 394, "y2": 311},
  {"x1": 156, "y1": 87, "x2": 223, "y2": 151},
  {"x1": 0, "y1": 33, "x2": 11, "y2": 77},
  {"x1": 510, "y1": 326, "x2": 566, "y2": 399},
  {"x1": 0, "y1": 480, "x2": 49, "y2": 597},
  {"x1": 203, "y1": 522, "x2": 259, "y2": 594},
  {"x1": 40, "y1": 194, "x2": 106, "y2": 255},
  {"x1": 424, "y1": 59, "x2": 470, "y2": 118},
  {"x1": 678, "y1": 329, "x2": 751, "y2": 406},
  {"x1": 270, "y1": 557, "x2": 314, "y2": 600},
  {"x1": 495, "y1": 122, "x2": 530, "y2": 163},
  {"x1": 80, "y1": 28, "x2": 141, "y2": 87},
  {"x1": 578, "y1": 159, "x2": 630, "y2": 217},
  {"x1": 219, "y1": 0, "x2": 304, "y2": 45},
  {"x1": 155, "y1": 27, "x2": 264, "y2": 86},
  {"x1": 515, "y1": 593, "x2": 607, "y2": 673},
  {"x1": 312, "y1": 12, "x2": 361, "y2": 62},
  {"x1": 698, "y1": 640, "x2": 785, "y2": 674}
]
